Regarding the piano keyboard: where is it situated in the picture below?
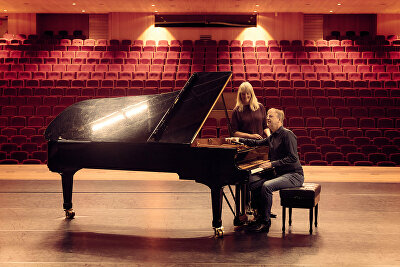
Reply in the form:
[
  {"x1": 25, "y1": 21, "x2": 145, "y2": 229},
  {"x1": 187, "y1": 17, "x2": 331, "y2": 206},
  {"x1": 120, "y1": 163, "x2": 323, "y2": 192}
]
[
  {"x1": 238, "y1": 159, "x2": 271, "y2": 175},
  {"x1": 250, "y1": 167, "x2": 265, "y2": 174}
]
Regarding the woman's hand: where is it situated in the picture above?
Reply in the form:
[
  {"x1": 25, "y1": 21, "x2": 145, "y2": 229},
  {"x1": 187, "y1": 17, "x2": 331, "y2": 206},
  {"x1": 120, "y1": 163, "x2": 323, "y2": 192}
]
[
  {"x1": 249, "y1": 133, "x2": 263, "y2": 139},
  {"x1": 265, "y1": 128, "x2": 271, "y2": 137},
  {"x1": 225, "y1": 137, "x2": 240, "y2": 144}
]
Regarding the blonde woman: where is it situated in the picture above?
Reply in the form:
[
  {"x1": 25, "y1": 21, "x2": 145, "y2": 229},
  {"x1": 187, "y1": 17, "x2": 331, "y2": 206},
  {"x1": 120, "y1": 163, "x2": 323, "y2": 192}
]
[{"x1": 231, "y1": 82, "x2": 270, "y2": 139}]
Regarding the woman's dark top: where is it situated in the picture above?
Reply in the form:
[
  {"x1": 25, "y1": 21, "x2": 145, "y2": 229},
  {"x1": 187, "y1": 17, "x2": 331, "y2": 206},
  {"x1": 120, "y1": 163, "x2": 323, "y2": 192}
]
[
  {"x1": 239, "y1": 126, "x2": 304, "y2": 176},
  {"x1": 231, "y1": 103, "x2": 267, "y2": 137}
]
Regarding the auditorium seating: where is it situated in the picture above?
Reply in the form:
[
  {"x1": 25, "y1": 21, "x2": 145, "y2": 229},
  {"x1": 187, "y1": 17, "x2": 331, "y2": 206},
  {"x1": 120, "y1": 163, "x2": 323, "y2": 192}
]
[{"x1": 1, "y1": 37, "x2": 400, "y2": 165}]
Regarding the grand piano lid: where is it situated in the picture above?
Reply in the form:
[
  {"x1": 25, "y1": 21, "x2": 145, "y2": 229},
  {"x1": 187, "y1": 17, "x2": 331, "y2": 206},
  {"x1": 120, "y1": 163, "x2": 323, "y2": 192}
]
[{"x1": 44, "y1": 72, "x2": 232, "y2": 144}]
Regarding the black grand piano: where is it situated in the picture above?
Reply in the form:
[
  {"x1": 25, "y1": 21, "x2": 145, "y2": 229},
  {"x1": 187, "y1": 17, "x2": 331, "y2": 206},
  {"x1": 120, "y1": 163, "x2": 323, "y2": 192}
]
[{"x1": 45, "y1": 72, "x2": 270, "y2": 237}]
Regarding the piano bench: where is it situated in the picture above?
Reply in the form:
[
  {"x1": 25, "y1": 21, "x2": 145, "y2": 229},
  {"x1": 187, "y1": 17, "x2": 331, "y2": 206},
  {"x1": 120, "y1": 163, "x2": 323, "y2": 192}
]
[{"x1": 279, "y1": 183, "x2": 321, "y2": 235}]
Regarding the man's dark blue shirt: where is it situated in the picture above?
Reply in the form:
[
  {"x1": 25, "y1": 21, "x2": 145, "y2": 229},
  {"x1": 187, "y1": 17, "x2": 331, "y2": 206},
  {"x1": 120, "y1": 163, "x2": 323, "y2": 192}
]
[{"x1": 239, "y1": 126, "x2": 303, "y2": 176}]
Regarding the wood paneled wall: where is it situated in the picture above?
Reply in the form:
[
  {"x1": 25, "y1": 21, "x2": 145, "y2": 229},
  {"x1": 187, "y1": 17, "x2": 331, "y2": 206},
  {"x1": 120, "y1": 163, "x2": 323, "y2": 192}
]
[
  {"x1": 7, "y1": 13, "x2": 36, "y2": 36},
  {"x1": 89, "y1": 14, "x2": 108, "y2": 40},
  {"x1": 323, "y1": 14, "x2": 377, "y2": 38},
  {"x1": 377, "y1": 14, "x2": 400, "y2": 37},
  {"x1": 5, "y1": 12, "x2": 400, "y2": 41},
  {"x1": 36, "y1": 14, "x2": 89, "y2": 37},
  {"x1": 109, "y1": 12, "x2": 304, "y2": 42}
]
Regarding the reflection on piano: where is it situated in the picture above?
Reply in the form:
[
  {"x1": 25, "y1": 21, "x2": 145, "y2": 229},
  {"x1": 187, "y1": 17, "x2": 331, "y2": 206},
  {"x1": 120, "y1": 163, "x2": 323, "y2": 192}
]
[{"x1": 45, "y1": 72, "x2": 271, "y2": 237}]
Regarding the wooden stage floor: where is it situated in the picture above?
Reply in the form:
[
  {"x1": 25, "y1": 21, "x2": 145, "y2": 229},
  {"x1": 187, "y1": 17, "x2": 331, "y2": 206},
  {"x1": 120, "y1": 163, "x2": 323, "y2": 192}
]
[{"x1": 0, "y1": 166, "x2": 399, "y2": 266}]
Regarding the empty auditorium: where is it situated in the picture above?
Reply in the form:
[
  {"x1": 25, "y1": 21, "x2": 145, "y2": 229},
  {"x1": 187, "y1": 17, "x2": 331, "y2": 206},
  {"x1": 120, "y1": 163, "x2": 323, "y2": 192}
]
[{"x1": 0, "y1": 0, "x2": 399, "y2": 265}]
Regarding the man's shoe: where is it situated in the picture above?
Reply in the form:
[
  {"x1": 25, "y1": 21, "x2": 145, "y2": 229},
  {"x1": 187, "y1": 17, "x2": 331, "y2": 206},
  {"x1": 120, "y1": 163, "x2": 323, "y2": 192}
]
[
  {"x1": 247, "y1": 219, "x2": 271, "y2": 233},
  {"x1": 246, "y1": 217, "x2": 262, "y2": 227}
]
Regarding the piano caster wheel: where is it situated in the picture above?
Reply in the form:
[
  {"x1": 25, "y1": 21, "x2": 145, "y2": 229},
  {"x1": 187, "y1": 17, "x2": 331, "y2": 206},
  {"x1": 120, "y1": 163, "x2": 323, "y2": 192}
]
[
  {"x1": 213, "y1": 227, "x2": 224, "y2": 238},
  {"x1": 65, "y1": 209, "x2": 75, "y2": 219}
]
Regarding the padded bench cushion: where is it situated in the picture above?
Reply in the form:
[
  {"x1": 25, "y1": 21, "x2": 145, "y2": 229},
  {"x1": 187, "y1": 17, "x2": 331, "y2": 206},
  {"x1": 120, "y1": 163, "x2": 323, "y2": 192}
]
[
  {"x1": 280, "y1": 183, "x2": 321, "y2": 199},
  {"x1": 280, "y1": 183, "x2": 321, "y2": 208}
]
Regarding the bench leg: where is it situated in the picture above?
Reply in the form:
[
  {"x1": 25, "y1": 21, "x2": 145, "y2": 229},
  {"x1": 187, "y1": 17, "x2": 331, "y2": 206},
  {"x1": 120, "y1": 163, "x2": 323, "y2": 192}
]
[
  {"x1": 282, "y1": 206, "x2": 286, "y2": 232},
  {"x1": 315, "y1": 204, "x2": 318, "y2": 227},
  {"x1": 309, "y1": 207, "x2": 313, "y2": 234},
  {"x1": 289, "y1": 207, "x2": 292, "y2": 226}
]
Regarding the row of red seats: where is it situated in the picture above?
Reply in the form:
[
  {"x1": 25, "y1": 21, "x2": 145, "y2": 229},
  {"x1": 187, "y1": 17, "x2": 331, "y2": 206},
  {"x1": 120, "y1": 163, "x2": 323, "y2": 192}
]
[
  {"x1": 9, "y1": 127, "x2": 387, "y2": 148},
  {"x1": 302, "y1": 151, "x2": 400, "y2": 166},
  {"x1": 263, "y1": 95, "x2": 399, "y2": 107},
  {"x1": 0, "y1": 87, "x2": 174, "y2": 98},
  {"x1": 1, "y1": 135, "x2": 45, "y2": 145},
  {"x1": 203, "y1": 117, "x2": 400, "y2": 134},
  {"x1": 291, "y1": 117, "x2": 399, "y2": 129},
  {"x1": 0, "y1": 151, "x2": 47, "y2": 164},
  {"x1": 2, "y1": 104, "x2": 399, "y2": 119},
  {"x1": 3, "y1": 58, "x2": 400, "y2": 68},
  {"x1": 1, "y1": 38, "x2": 388, "y2": 46},
  {"x1": 3, "y1": 38, "x2": 396, "y2": 47},
  {"x1": 298, "y1": 135, "x2": 397, "y2": 147},
  {"x1": 3, "y1": 50, "x2": 400, "y2": 59},
  {"x1": 2, "y1": 76, "x2": 400, "y2": 89},
  {"x1": 3, "y1": 67, "x2": 400, "y2": 79},
  {"x1": 3, "y1": 43, "x2": 400, "y2": 53},
  {"x1": 3, "y1": 63, "x2": 400, "y2": 73},
  {"x1": 1, "y1": 126, "x2": 46, "y2": 137},
  {"x1": 0, "y1": 39, "x2": 399, "y2": 52},
  {"x1": 2, "y1": 73, "x2": 400, "y2": 84},
  {"x1": 7, "y1": 64, "x2": 400, "y2": 74},
  {"x1": 1, "y1": 78, "x2": 400, "y2": 91},
  {"x1": 1, "y1": 87, "x2": 400, "y2": 101}
]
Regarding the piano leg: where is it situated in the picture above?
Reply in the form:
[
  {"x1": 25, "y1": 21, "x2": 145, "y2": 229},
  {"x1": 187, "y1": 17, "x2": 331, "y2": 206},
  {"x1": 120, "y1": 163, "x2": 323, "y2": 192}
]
[
  {"x1": 61, "y1": 170, "x2": 77, "y2": 219},
  {"x1": 233, "y1": 183, "x2": 247, "y2": 226},
  {"x1": 233, "y1": 185, "x2": 242, "y2": 226},
  {"x1": 211, "y1": 187, "x2": 224, "y2": 237}
]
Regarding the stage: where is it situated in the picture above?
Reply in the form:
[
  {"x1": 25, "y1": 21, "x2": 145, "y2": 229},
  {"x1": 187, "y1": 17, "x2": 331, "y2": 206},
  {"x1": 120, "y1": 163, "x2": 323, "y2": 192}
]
[{"x1": 0, "y1": 166, "x2": 399, "y2": 266}]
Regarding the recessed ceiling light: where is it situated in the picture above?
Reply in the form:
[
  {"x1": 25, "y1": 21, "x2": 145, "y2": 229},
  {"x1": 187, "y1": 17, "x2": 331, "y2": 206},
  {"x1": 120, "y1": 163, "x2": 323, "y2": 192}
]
[
  {"x1": 329, "y1": 10, "x2": 333, "y2": 13},
  {"x1": 155, "y1": 10, "x2": 158, "y2": 12},
  {"x1": 3, "y1": 9, "x2": 7, "y2": 12},
  {"x1": 72, "y1": 3, "x2": 76, "y2": 5},
  {"x1": 253, "y1": 10, "x2": 257, "y2": 13},
  {"x1": 82, "y1": 10, "x2": 85, "y2": 12},
  {"x1": 255, "y1": 4, "x2": 259, "y2": 7},
  {"x1": 152, "y1": 4, "x2": 155, "y2": 6},
  {"x1": 337, "y1": 3, "x2": 342, "y2": 6}
]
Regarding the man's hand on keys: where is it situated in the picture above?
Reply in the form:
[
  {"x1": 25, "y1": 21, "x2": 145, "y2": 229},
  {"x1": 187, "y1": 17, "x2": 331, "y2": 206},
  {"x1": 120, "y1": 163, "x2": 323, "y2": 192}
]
[
  {"x1": 225, "y1": 137, "x2": 240, "y2": 144},
  {"x1": 259, "y1": 161, "x2": 272, "y2": 169}
]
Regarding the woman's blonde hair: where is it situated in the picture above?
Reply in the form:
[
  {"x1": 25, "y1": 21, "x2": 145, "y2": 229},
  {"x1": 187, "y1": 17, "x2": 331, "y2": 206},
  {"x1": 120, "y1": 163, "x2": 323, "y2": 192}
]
[{"x1": 235, "y1": 82, "x2": 260, "y2": 112}]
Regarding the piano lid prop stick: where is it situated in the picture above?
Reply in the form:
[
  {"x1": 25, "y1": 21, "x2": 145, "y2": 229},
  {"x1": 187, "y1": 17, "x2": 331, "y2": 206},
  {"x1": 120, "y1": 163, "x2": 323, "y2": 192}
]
[
  {"x1": 148, "y1": 73, "x2": 198, "y2": 142},
  {"x1": 221, "y1": 93, "x2": 234, "y2": 137}
]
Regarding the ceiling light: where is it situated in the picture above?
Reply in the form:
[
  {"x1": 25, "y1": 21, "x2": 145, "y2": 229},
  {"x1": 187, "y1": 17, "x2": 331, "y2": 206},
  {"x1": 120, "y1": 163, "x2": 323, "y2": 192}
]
[
  {"x1": 152, "y1": 4, "x2": 155, "y2": 6},
  {"x1": 82, "y1": 10, "x2": 85, "y2": 12},
  {"x1": 329, "y1": 10, "x2": 333, "y2": 13},
  {"x1": 3, "y1": 9, "x2": 7, "y2": 12},
  {"x1": 253, "y1": 10, "x2": 257, "y2": 13},
  {"x1": 255, "y1": 4, "x2": 259, "y2": 7},
  {"x1": 154, "y1": 10, "x2": 158, "y2": 12},
  {"x1": 337, "y1": 3, "x2": 342, "y2": 6},
  {"x1": 72, "y1": 3, "x2": 76, "y2": 5}
]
